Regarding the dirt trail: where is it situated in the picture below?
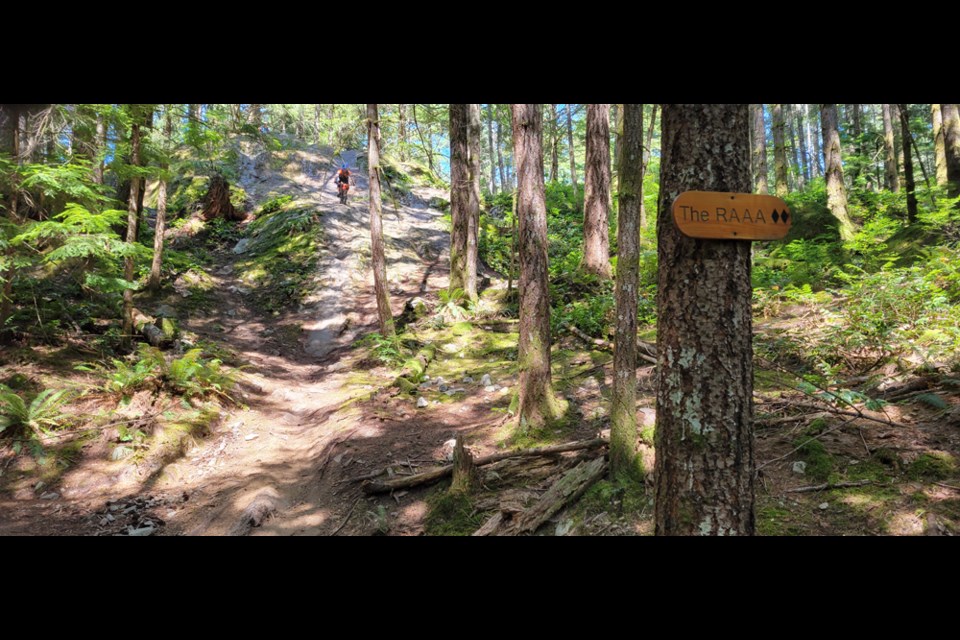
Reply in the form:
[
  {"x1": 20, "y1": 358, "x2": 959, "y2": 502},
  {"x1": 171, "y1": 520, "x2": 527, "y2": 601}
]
[{"x1": 151, "y1": 142, "x2": 454, "y2": 535}]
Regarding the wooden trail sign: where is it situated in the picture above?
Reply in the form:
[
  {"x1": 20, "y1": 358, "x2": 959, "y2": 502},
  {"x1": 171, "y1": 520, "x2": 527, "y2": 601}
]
[{"x1": 673, "y1": 191, "x2": 792, "y2": 240}]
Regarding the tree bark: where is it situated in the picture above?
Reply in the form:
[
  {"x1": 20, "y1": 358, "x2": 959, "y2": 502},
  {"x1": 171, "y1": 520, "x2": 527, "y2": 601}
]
[
  {"x1": 549, "y1": 104, "x2": 559, "y2": 182},
  {"x1": 582, "y1": 104, "x2": 612, "y2": 279},
  {"x1": 807, "y1": 103, "x2": 823, "y2": 179},
  {"x1": 792, "y1": 104, "x2": 810, "y2": 185},
  {"x1": 93, "y1": 112, "x2": 106, "y2": 185},
  {"x1": 495, "y1": 104, "x2": 507, "y2": 191},
  {"x1": 654, "y1": 104, "x2": 755, "y2": 536},
  {"x1": 512, "y1": 104, "x2": 563, "y2": 432},
  {"x1": 398, "y1": 104, "x2": 406, "y2": 161},
  {"x1": 0, "y1": 107, "x2": 21, "y2": 334},
  {"x1": 771, "y1": 104, "x2": 789, "y2": 197},
  {"x1": 847, "y1": 103, "x2": 862, "y2": 183},
  {"x1": 566, "y1": 105, "x2": 578, "y2": 202},
  {"x1": 449, "y1": 104, "x2": 478, "y2": 299},
  {"x1": 122, "y1": 111, "x2": 143, "y2": 346},
  {"x1": 788, "y1": 109, "x2": 803, "y2": 190},
  {"x1": 367, "y1": 104, "x2": 395, "y2": 337},
  {"x1": 450, "y1": 434, "x2": 478, "y2": 494},
  {"x1": 613, "y1": 103, "x2": 623, "y2": 195},
  {"x1": 882, "y1": 104, "x2": 899, "y2": 192},
  {"x1": 610, "y1": 103, "x2": 643, "y2": 478},
  {"x1": 898, "y1": 105, "x2": 918, "y2": 224},
  {"x1": 486, "y1": 103, "x2": 497, "y2": 194},
  {"x1": 467, "y1": 104, "x2": 482, "y2": 300},
  {"x1": 932, "y1": 104, "x2": 948, "y2": 187},
  {"x1": 149, "y1": 108, "x2": 173, "y2": 290},
  {"x1": 821, "y1": 104, "x2": 856, "y2": 241},
  {"x1": 942, "y1": 103, "x2": 960, "y2": 199}
]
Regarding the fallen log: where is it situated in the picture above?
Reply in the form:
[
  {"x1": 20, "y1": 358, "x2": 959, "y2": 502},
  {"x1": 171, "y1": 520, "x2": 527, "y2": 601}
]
[
  {"x1": 362, "y1": 437, "x2": 608, "y2": 494},
  {"x1": 564, "y1": 323, "x2": 657, "y2": 365},
  {"x1": 473, "y1": 456, "x2": 608, "y2": 536},
  {"x1": 392, "y1": 343, "x2": 437, "y2": 392},
  {"x1": 132, "y1": 308, "x2": 170, "y2": 347}
]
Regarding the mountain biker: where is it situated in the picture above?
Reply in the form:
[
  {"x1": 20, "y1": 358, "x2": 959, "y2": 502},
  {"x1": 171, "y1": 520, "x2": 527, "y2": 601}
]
[{"x1": 335, "y1": 164, "x2": 351, "y2": 199}]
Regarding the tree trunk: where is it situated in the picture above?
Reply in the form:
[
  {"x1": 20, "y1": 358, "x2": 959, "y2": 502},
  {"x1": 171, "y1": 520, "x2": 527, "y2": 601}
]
[
  {"x1": 566, "y1": 105, "x2": 578, "y2": 202},
  {"x1": 450, "y1": 434, "x2": 478, "y2": 494},
  {"x1": 149, "y1": 108, "x2": 174, "y2": 290},
  {"x1": 654, "y1": 105, "x2": 755, "y2": 536},
  {"x1": 932, "y1": 104, "x2": 948, "y2": 187},
  {"x1": 122, "y1": 113, "x2": 142, "y2": 346},
  {"x1": 549, "y1": 104, "x2": 559, "y2": 182},
  {"x1": 807, "y1": 103, "x2": 823, "y2": 179},
  {"x1": 367, "y1": 104, "x2": 395, "y2": 337},
  {"x1": 613, "y1": 103, "x2": 623, "y2": 196},
  {"x1": 898, "y1": 105, "x2": 918, "y2": 224},
  {"x1": 582, "y1": 104, "x2": 612, "y2": 279},
  {"x1": 640, "y1": 104, "x2": 659, "y2": 237},
  {"x1": 771, "y1": 104, "x2": 788, "y2": 197},
  {"x1": 882, "y1": 104, "x2": 899, "y2": 192},
  {"x1": 795, "y1": 105, "x2": 810, "y2": 185},
  {"x1": 512, "y1": 104, "x2": 563, "y2": 432},
  {"x1": 942, "y1": 103, "x2": 960, "y2": 199},
  {"x1": 93, "y1": 112, "x2": 106, "y2": 185},
  {"x1": 0, "y1": 107, "x2": 21, "y2": 334},
  {"x1": 467, "y1": 104, "x2": 482, "y2": 300},
  {"x1": 486, "y1": 103, "x2": 497, "y2": 194},
  {"x1": 610, "y1": 103, "x2": 643, "y2": 478},
  {"x1": 496, "y1": 104, "x2": 507, "y2": 191},
  {"x1": 846, "y1": 103, "x2": 862, "y2": 183},
  {"x1": 449, "y1": 104, "x2": 476, "y2": 299},
  {"x1": 398, "y1": 104, "x2": 406, "y2": 161},
  {"x1": 788, "y1": 109, "x2": 803, "y2": 190},
  {"x1": 314, "y1": 104, "x2": 321, "y2": 144},
  {"x1": 821, "y1": 104, "x2": 857, "y2": 241},
  {"x1": 411, "y1": 104, "x2": 435, "y2": 176}
]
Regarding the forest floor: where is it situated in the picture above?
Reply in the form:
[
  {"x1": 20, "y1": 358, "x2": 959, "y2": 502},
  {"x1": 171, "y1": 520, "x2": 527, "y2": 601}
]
[{"x1": 2, "y1": 139, "x2": 959, "y2": 536}]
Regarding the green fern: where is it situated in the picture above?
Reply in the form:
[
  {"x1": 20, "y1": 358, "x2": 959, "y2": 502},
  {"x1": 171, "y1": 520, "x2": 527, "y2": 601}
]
[{"x1": 0, "y1": 384, "x2": 71, "y2": 437}]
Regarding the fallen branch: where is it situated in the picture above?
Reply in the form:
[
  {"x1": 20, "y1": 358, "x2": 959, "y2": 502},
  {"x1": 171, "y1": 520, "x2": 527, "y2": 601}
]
[
  {"x1": 784, "y1": 480, "x2": 873, "y2": 493},
  {"x1": 362, "y1": 438, "x2": 608, "y2": 494},
  {"x1": 756, "y1": 411, "x2": 830, "y2": 427},
  {"x1": 564, "y1": 323, "x2": 657, "y2": 365},
  {"x1": 935, "y1": 482, "x2": 960, "y2": 492},
  {"x1": 332, "y1": 496, "x2": 362, "y2": 536},
  {"x1": 788, "y1": 402, "x2": 911, "y2": 430}
]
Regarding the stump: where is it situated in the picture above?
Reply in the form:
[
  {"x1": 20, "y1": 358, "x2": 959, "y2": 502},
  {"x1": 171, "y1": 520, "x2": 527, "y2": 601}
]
[
  {"x1": 450, "y1": 434, "x2": 478, "y2": 494},
  {"x1": 201, "y1": 173, "x2": 242, "y2": 221}
]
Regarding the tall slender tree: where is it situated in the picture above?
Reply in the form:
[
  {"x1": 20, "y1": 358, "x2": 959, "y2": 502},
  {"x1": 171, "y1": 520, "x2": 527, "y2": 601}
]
[
  {"x1": 654, "y1": 104, "x2": 755, "y2": 536},
  {"x1": 932, "y1": 104, "x2": 948, "y2": 187},
  {"x1": 847, "y1": 103, "x2": 862, "y2": 183},
  {"x1": 495, "y1": 104, "x2": 507, "y2": 191},
  {"x1": 398, "y1": 104, "x2": 407, "y2": 161},
  {"x1": 882, "y1": 104, "x2": 899, "y2": 192},
  {"x1": 467, "y1": 104, "x2": 482, "y2": 300},
  {"x1": 795, "y1": 105, "x2": 810, "y2": 184},
  {"x1": 122, "y1": 106, "x2": 145, "y2": 346},
  {"x1": 610, "y1": 103, "x2": 643, "y2": 478},
  {"x1": 486, "y1": 104, "x2": 497, "y2": 194},
  {"x1": 512, "y1": 104, "x2": 564, "y2": 432},
  {"x1": 148, "y1": 106, "x2": 174, "y2": 290},
  {"x1": 942, "y1": 103, "x2": 960, "y2": 199},
  {"x1": 448, "y1": 104, "x2": 478, "y2": 300},
  {"x1": 639, "y1": 104, "x2": 659, "y2": 236},
  {"x1": 788, "y1": 111, "x2": 803, "y2": 190},
  {"x1": 821, "y1": 104, "x2": 856, "y2": 241},
  {"x1": 367, "y1": 104, "x2": 394, "y2": 337},
  {"x1": 898, "y1": 105, "x2": 918, "y2": 223},
  {"x1": 566, "y1": 105, "x2": 578, "y2": 201},
  {"x1": 771, "y1": 104, "x2": 788, "y2": 197},
  {"x1": 549, "y1": 104, "x2": 559, "y2": 182},
  {"x1": 582, "y1": 104, "x2": 612, "y2": 279},
  {"x1": 807, "y1": 103, "x2": 823, "y2": 179}
]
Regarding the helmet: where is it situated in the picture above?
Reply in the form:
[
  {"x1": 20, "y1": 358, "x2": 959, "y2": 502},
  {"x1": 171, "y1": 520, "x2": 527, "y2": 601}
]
[{"x1": 341, "y1": 164, "x2": 348, "y2": 170}]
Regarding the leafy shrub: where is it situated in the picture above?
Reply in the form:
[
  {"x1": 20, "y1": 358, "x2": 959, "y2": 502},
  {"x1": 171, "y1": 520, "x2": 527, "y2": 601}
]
[{"x1": 0, "y1": 384, "x2": 72, "y2": 438}]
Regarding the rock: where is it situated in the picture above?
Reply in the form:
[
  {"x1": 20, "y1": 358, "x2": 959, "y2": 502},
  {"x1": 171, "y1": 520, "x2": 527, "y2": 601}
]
[
  {"x1": 39, "y1": 492, "x2": 60, "y2": 500},
  {"x1": 105, "y1": 514, "x2": 115, "y2": 522},
  {"x1": 154, "y1": 304, "x2": 177, "y2": 318},
  {"x1": 484, "y1": 385, "x2": 497, "y2": 393},
  {"x1": 438, "y1": 384, "x2": 450, "y2": 393},
  {"x1": 462, "y1": 376, "x2": 474, "y2": 384},
  {"x1": 480, "y1": 374, "x2": 493, "y2": 386},
  {"x1": 216, "y1": 264, "x2": 235, "y2": 275},
  {"x1": 417, "y1": 397, "x2": 429, "y2": 409},
  {"x1": 434, "y1": 376, "x2": 446, "y2": 387},
  {"x1": 818, "y1": 502, "x2": 829, "y2": 510},
  {"x1": 226, "y1": 309, "x2": 237, "y2": 317},
  {"x1": 232, "y1": 238, "x2": 251, "y2": 254},
  {"x1": 245, "y1": 433, "x2": 259, "y2": 441},
  {"x1": 444, "y1": 387, "x2": 466, "y2": 396},
  {"x1": 792, "y1": 461, "x2": 807, "y2": 475},
  {"x1": 127, "y1": 525, "x2": 156, "y2": 537},
  {"x1": 423, "y1": 375, "x2": 431, "y2": 381},
  {"x1": 555, "y1": 519, "x2": 575, "y2": 536}
]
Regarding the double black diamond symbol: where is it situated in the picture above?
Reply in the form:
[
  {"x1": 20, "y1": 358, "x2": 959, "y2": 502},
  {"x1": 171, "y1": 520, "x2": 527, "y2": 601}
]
[{"x1": 771, "y1": 209, "x2": 791, "y2": 224}]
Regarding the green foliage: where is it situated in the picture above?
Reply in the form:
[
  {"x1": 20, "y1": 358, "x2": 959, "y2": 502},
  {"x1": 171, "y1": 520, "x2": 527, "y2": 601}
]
[
  {"x1": 424, "y1": 489, "x2": 484, "y2": 536},
  {"x1": 0, "y1": 384, "x2": 72, "y2": 438},
  {"x1": 78, "y1": 343, "x2": 236, "y2": 401},
  {"x1": 792, "y1": 437, "x2": 834, "y2": 482},
  {"x1": 437, "y1": 288, "x2": 470, "y2": 320},
  {"x1": 356, "y1": 332, "x2": 407, "y2": 367},
  {"x1": 907, "y1": 452, "x2": 957, "y2": 481}
]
